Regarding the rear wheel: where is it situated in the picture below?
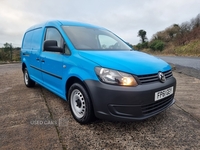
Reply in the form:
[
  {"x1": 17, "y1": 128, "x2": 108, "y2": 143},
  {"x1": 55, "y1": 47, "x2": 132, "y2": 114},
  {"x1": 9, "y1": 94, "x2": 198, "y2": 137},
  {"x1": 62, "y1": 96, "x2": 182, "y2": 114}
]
[
  {"x1": 68, "y1": 83, "x2": 94, "y2": 124},
  {"x1": 24, "y1": 68, "x2": 35, "y2": 87}
]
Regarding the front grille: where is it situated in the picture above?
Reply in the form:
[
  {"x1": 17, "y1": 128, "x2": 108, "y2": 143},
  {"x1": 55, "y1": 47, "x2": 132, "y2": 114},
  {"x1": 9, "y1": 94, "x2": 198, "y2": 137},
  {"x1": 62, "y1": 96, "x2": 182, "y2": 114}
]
[
  {"x1": 137, "y1": 70, "x2": 173, "y2": 84},
  {"x1": 164, "y1": 70, "x2": 173, "y2": 78},
  {"x1": 141, "y1": 95, "x2": 174, "y2": 115}
]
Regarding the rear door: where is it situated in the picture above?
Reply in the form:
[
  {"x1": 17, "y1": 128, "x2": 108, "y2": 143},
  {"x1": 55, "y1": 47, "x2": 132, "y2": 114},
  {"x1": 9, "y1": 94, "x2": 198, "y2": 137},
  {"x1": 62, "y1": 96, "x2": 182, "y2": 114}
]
[
  {"x1": 21, "y1": 28, "x2": 43, "y2": 84},
  {"x1": 40, "y1": 27, "x2": 64, "y2": 95},
  {"x1": 29, "y1": 28, "x2": 43, "y2": 83}
]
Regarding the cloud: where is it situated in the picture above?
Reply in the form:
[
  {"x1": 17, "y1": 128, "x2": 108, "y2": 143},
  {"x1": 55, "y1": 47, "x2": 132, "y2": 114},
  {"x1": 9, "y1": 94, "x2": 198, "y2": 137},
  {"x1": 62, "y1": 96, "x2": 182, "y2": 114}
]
[{"x1": 0, "y1": 0, "x2": 200, "y2": 47}]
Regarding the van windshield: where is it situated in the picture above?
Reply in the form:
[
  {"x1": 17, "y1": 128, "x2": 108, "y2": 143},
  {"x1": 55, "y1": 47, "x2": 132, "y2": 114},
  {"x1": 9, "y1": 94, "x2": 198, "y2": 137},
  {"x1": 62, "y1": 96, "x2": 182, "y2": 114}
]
[{"x1": 62, "y1": 26, "x2": 131, "y2": 50}]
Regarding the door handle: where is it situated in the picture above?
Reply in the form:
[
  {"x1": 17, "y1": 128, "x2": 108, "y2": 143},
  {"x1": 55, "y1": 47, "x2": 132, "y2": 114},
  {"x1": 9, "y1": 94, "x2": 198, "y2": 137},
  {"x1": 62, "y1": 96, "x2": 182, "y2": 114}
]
[
  {"x1": 23, "y1": 53, "x2": 29, "y2": 56},
  {"x1": 41, "y1": 60, "x2": 45, "y2": 63},
  {"x1": 36, "y1": 58, "x2": 40, "y2": 61}
]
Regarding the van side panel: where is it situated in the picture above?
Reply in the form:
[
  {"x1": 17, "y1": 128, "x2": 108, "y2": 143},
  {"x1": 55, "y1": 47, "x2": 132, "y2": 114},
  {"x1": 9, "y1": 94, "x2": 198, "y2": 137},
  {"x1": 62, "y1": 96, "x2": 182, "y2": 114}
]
[
  {"x1": 29, "y1": 27, "x2": 44, "y2": 84},
  {"x1": 21, "y1": 27, "x2": 44, "y2": 84},
  {"x1": 21, "y1": 31, "x2": 33, "y2": 74}
]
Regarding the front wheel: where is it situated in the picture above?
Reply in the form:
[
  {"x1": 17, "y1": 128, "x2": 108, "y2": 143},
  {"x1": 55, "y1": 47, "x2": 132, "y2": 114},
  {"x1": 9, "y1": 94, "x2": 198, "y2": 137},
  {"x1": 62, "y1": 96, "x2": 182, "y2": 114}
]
[
  {"x1": 23, "y1": 68, "x2": 35, "y2": 87},
  {"x1": 68, "y1": 83, "x2": 94, "y2": 124}
]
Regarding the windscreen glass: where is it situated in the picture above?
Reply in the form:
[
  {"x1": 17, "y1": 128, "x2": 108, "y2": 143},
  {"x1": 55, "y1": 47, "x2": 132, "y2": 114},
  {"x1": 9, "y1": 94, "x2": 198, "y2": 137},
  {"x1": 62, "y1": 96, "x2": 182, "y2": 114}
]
[{"x1": 62, "y1": 26, "x2": 131, "y2": 50}]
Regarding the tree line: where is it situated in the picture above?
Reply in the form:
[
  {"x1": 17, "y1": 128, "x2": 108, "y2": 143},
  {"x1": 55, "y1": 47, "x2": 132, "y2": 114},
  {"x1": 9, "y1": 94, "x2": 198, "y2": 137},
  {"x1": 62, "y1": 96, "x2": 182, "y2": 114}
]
[
  {"x1": 0, "y1": 43, "x2": 20, "y2": 62},
  {"x1": 135, "y1": 13, "x2": 200, "y2": 52}
]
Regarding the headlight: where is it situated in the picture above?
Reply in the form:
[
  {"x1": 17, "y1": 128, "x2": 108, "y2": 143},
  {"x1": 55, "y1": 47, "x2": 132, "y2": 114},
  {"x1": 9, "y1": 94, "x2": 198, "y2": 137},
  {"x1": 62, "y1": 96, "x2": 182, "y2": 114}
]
[{"x1": 95, "y1": 67, "x2": 138, "y2": 86}]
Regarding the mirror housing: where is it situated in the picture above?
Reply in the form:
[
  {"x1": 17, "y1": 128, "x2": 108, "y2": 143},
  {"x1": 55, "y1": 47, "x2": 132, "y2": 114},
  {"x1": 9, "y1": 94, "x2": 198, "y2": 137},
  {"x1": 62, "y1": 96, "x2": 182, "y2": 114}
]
[{"x1": 43, "y1": 40, "x2": 63, "y2": 52}]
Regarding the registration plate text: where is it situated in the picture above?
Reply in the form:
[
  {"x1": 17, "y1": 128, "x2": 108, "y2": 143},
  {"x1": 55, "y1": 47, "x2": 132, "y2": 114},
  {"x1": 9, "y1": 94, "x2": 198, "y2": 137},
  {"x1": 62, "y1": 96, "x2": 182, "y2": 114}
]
[{"x1": 155, "y1": 86, "x2": 173, "y2": 101}]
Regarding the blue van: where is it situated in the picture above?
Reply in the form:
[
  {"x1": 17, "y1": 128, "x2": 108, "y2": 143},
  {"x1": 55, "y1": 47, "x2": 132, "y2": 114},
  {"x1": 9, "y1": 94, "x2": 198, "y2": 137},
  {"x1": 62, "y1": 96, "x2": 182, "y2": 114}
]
[{"x1": 21, "y1": 20, "x2": 176, "y2": 124}]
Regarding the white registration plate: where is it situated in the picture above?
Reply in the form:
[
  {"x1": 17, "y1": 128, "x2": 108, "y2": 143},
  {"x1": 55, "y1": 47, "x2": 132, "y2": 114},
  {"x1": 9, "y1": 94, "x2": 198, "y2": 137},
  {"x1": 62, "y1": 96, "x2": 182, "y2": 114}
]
[{"x1": 155, "y1": 86, "x2": 173, "y2": 101}]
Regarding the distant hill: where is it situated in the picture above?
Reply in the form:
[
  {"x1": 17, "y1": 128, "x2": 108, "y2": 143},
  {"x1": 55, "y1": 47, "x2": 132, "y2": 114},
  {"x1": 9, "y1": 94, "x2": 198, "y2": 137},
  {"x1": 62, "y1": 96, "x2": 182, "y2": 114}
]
[{"x1": 136, "y1": 13, "x2": 200, "y2": 57}]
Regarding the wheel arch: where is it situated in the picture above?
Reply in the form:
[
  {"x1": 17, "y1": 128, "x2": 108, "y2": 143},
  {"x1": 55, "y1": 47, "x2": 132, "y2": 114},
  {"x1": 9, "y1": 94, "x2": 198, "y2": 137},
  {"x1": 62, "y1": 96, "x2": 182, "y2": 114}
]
[
  {"x1": 66, "y1": 76, "x2": 96, "y2": 123},
  {"x1": 65, "y1": 76, "x2": 95, "y2": 109},
  {"x1": 22, "y1": 62, "x2": 27, "y2": 73},
  {"x1": 66, "y1": 77, "x2": 88, "y2": 99}
]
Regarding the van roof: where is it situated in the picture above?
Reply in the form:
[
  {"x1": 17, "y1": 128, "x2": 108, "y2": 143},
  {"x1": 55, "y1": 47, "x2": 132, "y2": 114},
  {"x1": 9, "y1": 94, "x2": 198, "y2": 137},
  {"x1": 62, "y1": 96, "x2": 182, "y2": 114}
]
[{"x1": 26, "y1": 20, "x2": 103, "y2": 31}]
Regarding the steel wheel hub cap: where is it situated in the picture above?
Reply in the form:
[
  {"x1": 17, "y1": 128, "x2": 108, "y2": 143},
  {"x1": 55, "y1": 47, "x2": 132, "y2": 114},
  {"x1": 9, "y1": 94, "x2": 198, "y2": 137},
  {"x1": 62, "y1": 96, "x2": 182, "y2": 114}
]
[
  {"x1": 25, "y1": 72, "x2": 28, "y2": 85},
  {"x1": 71, "y1": 89, "x2": 86, "y2": 118}
]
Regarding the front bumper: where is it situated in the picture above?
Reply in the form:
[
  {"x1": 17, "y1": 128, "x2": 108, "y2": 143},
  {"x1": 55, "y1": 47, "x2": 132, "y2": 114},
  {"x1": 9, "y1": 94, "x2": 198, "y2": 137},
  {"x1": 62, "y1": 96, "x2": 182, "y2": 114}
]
[{"x1": 84, "y1": 77, "x2": 176, "y2": 121}]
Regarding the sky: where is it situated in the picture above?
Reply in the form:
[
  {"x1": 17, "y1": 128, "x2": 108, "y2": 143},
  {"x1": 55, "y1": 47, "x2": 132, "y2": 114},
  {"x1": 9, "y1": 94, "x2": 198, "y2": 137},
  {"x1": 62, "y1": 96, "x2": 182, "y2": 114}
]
[{"x1": 0, "y1": 0, "x2": 200, "y2": 47}]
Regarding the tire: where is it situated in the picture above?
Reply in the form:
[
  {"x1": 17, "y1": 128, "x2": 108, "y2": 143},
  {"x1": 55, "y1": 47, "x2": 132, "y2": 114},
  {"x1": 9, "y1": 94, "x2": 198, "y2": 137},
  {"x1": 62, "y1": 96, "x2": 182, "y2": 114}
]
[
  {"x1": 23, "y1": 68, "x2": 35, "y2": 87},
  {"x1": 68, "y1": 83, "x2": 94, "y2": 124}
]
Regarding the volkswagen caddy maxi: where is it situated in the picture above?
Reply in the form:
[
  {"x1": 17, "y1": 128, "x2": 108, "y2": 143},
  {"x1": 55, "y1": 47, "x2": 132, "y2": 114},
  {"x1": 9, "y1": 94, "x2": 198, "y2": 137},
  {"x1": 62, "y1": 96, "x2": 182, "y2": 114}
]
[{"x1": 21, "y1": 20, "x2": 176, "y2": 124}]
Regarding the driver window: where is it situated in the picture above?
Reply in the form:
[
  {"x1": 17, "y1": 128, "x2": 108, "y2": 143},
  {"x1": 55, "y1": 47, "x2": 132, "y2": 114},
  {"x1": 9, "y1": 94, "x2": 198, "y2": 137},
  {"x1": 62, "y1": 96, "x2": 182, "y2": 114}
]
[
  {"x1": 98, "y1": 35, "x2": 117, "y2": 49},
  {"x1": 45, "y1": 28, "x2": 63, "y2": 48}
]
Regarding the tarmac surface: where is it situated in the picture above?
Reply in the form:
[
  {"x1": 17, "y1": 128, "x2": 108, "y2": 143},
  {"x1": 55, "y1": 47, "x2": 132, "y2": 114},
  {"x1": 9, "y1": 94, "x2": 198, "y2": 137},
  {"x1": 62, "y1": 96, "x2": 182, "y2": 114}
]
[
  {"x1": 159, "y1": 56, "x2": 200, "y2": 70},
  {"x1": 0, "y1": 63, "x2": 200, "y2": 150},
  {"x1": 159, "y1": 56, "x2": 200, "y2": 80}
]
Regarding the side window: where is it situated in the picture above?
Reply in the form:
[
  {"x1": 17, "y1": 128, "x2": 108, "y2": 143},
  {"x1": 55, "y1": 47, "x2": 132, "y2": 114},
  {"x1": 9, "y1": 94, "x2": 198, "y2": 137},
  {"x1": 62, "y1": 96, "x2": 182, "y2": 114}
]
[
  {"x1": 45, "y1": 28, "x2": 63, "y2": 48},
  {"x1": 31, "y1": 28, "x2": 43, "y2": 50},
  {"x1": 22, "y1": 31, "x2": 33, "y2": 49},
  {"x1": 23, "y1": 28, "x2": 43, "y2": 50}
]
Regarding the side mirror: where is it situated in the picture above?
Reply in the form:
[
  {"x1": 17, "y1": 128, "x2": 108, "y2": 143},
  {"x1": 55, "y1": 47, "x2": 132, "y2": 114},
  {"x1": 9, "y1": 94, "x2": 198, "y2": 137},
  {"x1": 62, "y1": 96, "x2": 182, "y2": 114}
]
[{"x1": 43, "y1": 40, "x2": 63, "y2": 52}]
